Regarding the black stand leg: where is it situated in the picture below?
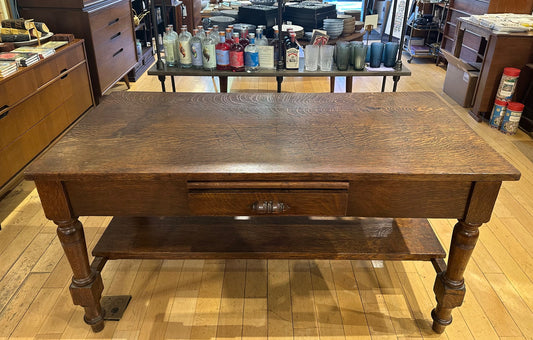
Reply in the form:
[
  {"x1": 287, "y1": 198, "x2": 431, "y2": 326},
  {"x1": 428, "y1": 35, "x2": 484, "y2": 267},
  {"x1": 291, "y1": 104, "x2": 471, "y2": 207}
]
[
  {"x1": 346, "y1": 76, "x2": 353, "y2": 93},
  {"x1": 381, "y1": 76, "x2": 387, "y2": 92},
  {"x1": 171, "y1": 76, "x2": 176, "y2": 92},
  {"x1": 393, "y1": 76, "x2": 400, "y2": 92},
  {"x1": 158, "y1": 75, "x2": 166, "y2": 92},
  {"x1": 276, "y1": 76, "x2": 283, "y2": 93}
]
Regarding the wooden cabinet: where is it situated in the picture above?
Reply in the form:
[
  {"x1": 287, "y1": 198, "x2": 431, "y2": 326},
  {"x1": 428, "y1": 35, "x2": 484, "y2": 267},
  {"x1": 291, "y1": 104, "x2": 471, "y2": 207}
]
[
  {"x1": 440, "y1": 0, "x2": 533, "y2": 63},
  {"x1": 18, "y1": 0, "x2": 138, "y2": 103},
  {"x1": 0, "y1": 40, "x2": 93, "y2": 195}
]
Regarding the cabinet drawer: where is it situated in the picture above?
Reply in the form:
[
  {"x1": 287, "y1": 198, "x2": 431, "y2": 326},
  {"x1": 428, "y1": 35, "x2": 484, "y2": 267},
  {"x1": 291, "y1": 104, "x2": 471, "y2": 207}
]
[
  {"x1": 94, "y1": 30, "x2": 137, "y2": 92},
  {"x1": 88, "y1": 0, "x2": 131, "y2": 31},
  {"x1": 0, "y1": 62, "x2": 89, "y2": 150},
  {"x1": 0, "y1": 71, "x2": 38, "y2": 110},
  {"x1": 32, "y1": 43, "x2": 86, "y2": 87},
  {"x1": 188, "y1": 181, "x2": 349, "y2": 216},
  {"x1": 0, "y1": 63, "x2": 92, "y2": 187}
]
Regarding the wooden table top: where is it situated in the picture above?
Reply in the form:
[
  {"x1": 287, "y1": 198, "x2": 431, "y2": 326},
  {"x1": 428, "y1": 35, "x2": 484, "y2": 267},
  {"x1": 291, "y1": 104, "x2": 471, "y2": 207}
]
[{"x1": 26, "y1": 91, "x2": 520, "y2": 182}]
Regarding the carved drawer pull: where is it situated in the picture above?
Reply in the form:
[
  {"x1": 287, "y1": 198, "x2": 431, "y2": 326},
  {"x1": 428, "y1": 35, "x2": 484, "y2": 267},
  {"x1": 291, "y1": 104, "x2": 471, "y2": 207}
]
[{"x1": 252, "y1": 201, "x2": 289, "y2": 214}]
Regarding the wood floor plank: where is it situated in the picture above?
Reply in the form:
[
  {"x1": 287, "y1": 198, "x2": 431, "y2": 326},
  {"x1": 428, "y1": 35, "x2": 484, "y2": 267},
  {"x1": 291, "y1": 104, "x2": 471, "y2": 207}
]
[
  {"x1": 215, "y1": 259, "x2": 246, "y2": 339},
  {"x1": 267, "y1": 260, "x2": 293, "y2": 340},
  {"x1": 242, "y1": 260, "x2": 268, "y2": 340},
  {"x1": 289, "y1": 260, "x2": 318, "y2": 339}
]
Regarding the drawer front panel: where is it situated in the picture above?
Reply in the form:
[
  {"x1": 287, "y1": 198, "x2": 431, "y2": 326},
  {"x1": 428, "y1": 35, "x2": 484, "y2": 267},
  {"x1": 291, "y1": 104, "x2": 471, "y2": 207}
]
[
  {"x1": 0, "y1": 63, "x2": 92, "y2": 187},
  {"x1": 189, "y1": 192, "x2": 348, "y2": 216},
  {"x1": 88, "y1": 0, "x2": 131, "y2": 31},
  {"x1": 0, "y1": 71, "x2": 38, "y2": 109},
  {"x1": 32, "y1": 43, "x2": 86, "y2": 87},
  {"x1": 93, "y1": 24, "x2": 136, "y2": 91},
  {"x1": 0, "y1": 62, "x2": 89, "y2": 150},
  {"x1": 347, "y1": 180, "x2": 472, "y2": 218}
]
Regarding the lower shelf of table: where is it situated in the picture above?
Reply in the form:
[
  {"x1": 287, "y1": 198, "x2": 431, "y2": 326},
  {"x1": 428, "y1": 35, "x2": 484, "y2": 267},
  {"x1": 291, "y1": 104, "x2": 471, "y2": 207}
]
[{"x1": 92, "y1": 216, "x2": 446, "y2": 261}]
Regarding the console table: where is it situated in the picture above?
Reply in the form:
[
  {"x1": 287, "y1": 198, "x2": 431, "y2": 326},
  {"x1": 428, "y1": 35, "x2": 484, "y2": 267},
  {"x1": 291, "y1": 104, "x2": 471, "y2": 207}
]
[
  {"x1": 25, "y1": 91, "x2": 520, "y2": 334},
  {"x1": 147, "y1": 63, "x2": 412, "y2": 93}
]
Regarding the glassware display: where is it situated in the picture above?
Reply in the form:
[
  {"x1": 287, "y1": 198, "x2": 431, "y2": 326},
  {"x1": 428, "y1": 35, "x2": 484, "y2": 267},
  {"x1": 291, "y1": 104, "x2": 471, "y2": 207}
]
[
  {"x1": 352, "y1": 42, "x2": 367, "y2": 70},
  {"x1": 336, "y1": 41, "x2": 350, "y2": 71},
  {"x1": 178, "y1": 26, "x2": 192, "y2": 68},
  {"x1": 369, "y1": 42, "x2": 384, "y2": 68},
  {"x1": 304, "y1": 45, "x2": 319, "y2": 71},
  {"x1": 245, "y1": 33, "x2": 259, "y2": 72},
  {"x1": 319, "y1": 45, "x2": 334, "y2": 71},
  {"x1": 383, "y1": 42, "x2": 399, "y2": 67},
  {"x1": 202, "y1": 30, "x2": 217, "y2": 71},
  {"x1": 215, "y1": 31, "x2": 231, "y2": 70},
  {"x1": 230, "y1": 32, "x2": 245, "y2": 72},
  {"x1": 190, "y1": 28, "x2": 203, "y2": 69}
]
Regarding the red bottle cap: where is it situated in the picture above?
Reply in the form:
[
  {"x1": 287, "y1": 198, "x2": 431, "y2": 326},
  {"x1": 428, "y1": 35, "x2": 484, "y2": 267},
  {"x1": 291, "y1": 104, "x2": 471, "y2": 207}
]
[
  {"x1": 494, "y1": 99, "x2": 508, "y2": 106},
  {"x1": 507, "y1": 102, "x2": 525, "y2": 112},
  {"x1": 503, "y1": 67, "x2": 521, "y2": 77}
]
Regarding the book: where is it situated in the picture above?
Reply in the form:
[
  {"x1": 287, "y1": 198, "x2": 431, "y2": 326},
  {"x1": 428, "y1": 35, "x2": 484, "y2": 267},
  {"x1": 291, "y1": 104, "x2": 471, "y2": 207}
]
[
  {"x1": 13, "y1": 46, "x2": 55, "y2": 59},
  {"x1": 0, "y1": 51, "x2": 40, "y2": 66},
  {"x1": 40, "y1": 40, "x2": 68, "y2": 50},
  {"x1": 0, "y1": 60, "x2": 17, "y2": 77}
]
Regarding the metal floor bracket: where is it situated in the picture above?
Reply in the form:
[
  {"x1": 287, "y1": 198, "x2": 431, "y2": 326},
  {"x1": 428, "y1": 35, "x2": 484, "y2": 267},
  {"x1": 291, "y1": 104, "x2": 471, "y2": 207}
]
[{"x1": 101, "y1": 295, "x2": 132, "y2": 321}]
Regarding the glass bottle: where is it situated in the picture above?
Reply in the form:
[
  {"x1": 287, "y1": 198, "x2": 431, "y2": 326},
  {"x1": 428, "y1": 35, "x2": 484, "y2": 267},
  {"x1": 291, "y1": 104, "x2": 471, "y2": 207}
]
[
  {"x1": 245, "y1": 33, "x2": 259, "y2": 72},
  {"x1": 285, "y1": 32, "x2": 299, "y2": 70},
  {"x1": 225, "y1": 27, "x2": 234, "y2": 45},
  {"x1": 202, "y1": 30, "x2": 217, "y2": 71},
  {"x1": 212, "y1": 25, "x2": 220, "y2": 42},
  {"x1": 240, "y1": 28, "x2": 249, "y2": 48},
  {"x1": 163, "y1": 26, "x2": 177, "y2": 66},
  {"x1": 215, "y1": 31, "x2": 231, "y2": 70},
  {"x1": 256, "y1": 28, "x2": 274, "y2": 69},
  {"x1": 190, "y1": 28, "x2": 203, "y2": 69},
  {"x1": 256, "y1": 28, "x2": 268, "y2": 46},
  {"x1": 178, "y1": 26, "x2": 192, "y2": 68},
  {"x1": 230, "y1": 32, "x2": 244, "y2": 72},
  {"x1": 271, "y1": 28, "x2": 280, "y2": 66},
  {"x1": 197, "y1": 25, "x2": 206, "y2": 40}
]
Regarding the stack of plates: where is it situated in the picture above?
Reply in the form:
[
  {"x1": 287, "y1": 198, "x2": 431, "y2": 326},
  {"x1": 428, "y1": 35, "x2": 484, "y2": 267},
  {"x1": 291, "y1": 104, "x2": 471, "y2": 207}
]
[
  {"x1": 272, "y1": 24, "x2": 305, "y2": 39},
  {"x1": 209, "y1": 16, "x2": 236, "y2": 30},
  {"x1": 337, "y1": 14, "x2": 356, "y2": 35},
  {"x1": 323, "y1": 18, "x2": 344, "y2": 39}
]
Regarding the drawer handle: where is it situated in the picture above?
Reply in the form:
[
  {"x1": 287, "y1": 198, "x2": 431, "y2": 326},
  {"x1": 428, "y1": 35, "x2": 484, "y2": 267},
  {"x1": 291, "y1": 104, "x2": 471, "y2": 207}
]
[
  {"x1": 113, "y1": 48, "x2": 124, "y2": 57},
  {"x1": 0, "y1": 105, "x2": 9, "y2": 119},
  {"x1": 108, "y1": 18, "x2": 119, "y2": 26},
  {"x1": 110, "y1": 32, "x2": 121, "y2": 40},
  {"x1": 59, "y1": 68, "x2": 69, "y2": 79},
  {"x1": 252, "y1": 201, "x2": 289, "y2": 214}
]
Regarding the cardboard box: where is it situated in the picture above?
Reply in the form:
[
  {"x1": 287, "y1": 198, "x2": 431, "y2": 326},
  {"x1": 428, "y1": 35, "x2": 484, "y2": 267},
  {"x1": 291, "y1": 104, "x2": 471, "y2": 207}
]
[{"x1": 442, "y1": 50, "x2": 480, "y2": 108}]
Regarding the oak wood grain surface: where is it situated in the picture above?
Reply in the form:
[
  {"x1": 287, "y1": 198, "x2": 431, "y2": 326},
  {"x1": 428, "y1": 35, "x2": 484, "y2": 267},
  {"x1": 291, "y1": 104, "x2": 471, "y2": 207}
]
[{"x1": 25, "y1": 91, "x2": 520, "y2": 181}]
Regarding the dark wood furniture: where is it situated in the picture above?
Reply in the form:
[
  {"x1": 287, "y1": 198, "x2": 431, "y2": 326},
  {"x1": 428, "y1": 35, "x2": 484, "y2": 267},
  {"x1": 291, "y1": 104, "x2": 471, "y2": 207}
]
[
  {"x1": 0, "y1": 39, "x2": 93, "y2": 198},
  {"x1": 452, "y1": 18, "x2": 533, "y2": 121},
  {"x1": 18, "y1": 0, "x2": 138, "y2": 103},
  {"x1": 440, "y1": 0, "x2": 533, "y2": 62},
  {"x1": 147, "y1": 63, "x2": 412, "y2": 93},
  {"x1": 25, "y1": 91, "x2": 520, "y2": 334}
]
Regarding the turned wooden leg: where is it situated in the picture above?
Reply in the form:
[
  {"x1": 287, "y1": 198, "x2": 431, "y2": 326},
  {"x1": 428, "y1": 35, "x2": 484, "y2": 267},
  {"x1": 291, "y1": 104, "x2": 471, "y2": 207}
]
[
  {"x1": 432, "y1": 220, "x2": 481, "y2": 333},
  {"x1": 56, "y1": 218, "x2": 105, "y2": 332},
  {"x1": 330, "y1": 77, "x2": 335, "y2": 93}
]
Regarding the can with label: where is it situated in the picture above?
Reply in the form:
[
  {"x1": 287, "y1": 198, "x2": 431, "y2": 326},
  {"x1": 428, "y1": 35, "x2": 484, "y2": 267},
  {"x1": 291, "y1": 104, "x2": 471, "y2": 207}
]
[
  {"x1": 489, "y1": 99, "x2": 507, "y2": 129},
  {"x1": 500, "y1": 102, "x2": 525, "y2": 135},
  {"x1": 496, "y1": 67, "x2": 521, "y2": 101}
]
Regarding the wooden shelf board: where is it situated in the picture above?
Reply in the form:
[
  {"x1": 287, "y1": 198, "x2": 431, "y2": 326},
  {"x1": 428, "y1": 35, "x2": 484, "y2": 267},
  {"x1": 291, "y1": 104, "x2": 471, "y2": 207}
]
[{"x1": 92, "y1": 216, "x2": 446, "y2": 261}]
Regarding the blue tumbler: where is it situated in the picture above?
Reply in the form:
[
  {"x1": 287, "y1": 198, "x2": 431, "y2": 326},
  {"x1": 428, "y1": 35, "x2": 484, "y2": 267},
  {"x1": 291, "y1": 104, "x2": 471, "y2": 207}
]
[
  {"x1": 383, "y1": 42, "x2": 399, "y2": 67},
  {"x1": 369, "y1": 42, "x2": 384, "y2": 68}
]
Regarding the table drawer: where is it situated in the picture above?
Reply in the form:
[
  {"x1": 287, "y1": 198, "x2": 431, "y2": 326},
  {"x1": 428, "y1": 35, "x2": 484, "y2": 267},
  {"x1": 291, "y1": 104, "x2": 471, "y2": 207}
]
[{"x1": 188, "y1": 181, "x2": 349, "y2": 216}]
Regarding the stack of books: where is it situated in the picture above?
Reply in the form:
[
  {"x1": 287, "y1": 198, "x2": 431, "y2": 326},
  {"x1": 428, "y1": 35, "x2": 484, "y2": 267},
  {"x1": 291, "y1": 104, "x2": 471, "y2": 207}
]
[
  {"x1": 40, "y1": 41, "x2": 68, "y2": 50},
  {"x1": 0, "y1": 51, "x2": 40, "y2": 67},
  {"x1": 13, "y1": 46, "x2": 55, "y2": 59},
  {"x1": 0, "y1": 60, "x2": 17, "y2": 78}
]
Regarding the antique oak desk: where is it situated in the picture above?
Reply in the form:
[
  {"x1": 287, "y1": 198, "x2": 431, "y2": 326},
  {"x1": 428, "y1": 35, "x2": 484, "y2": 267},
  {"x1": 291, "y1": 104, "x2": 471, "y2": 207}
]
[{"x1": 25, "y1": 91, "x2": 520, "y2": 334}]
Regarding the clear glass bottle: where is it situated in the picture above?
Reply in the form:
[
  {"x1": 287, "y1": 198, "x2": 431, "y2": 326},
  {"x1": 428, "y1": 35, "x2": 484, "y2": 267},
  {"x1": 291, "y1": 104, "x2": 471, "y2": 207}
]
[
  {"x1": 215, "y1": 31, "x2": 231, "y2": 70},
  {"x1": 178, "y1": 26, "x2": 192, "y2": 68},
  {"x1": 225, "y1": 27, "x2": 234, "y2": 45},
  {"x1": 285, "y1": 32, "x2": 299, "y2": 70},
  {"x1": 245, "y1": 33, "x2": 259, "y2": 73},
  {"x1": 256, "y1": 28, "x2": 268, "y2": 46},
  {"x1": 230, "y1": 32, "x2": 244, "y2": 72},
  {"x1": 271, "y1": 28, "x2": 280, "y2": 66},
  {"x1": 212, "y1": 25, "x2": 220, "y2": 43},
  {"x1": 202, "y1": 30, "x2": 217, "y2": 71},
  {"x1": 197, "y1": 25, "x2": 206, "y2": 40},
  {"x1": 190, "y1": 28, "x2": 203, "y2": 69},
  {"x1": 163, "y1": 26, "x2": 177, "y2": 66},
  {"x1": 240, "y1": 28, "x2": 249, "y2": 48}
]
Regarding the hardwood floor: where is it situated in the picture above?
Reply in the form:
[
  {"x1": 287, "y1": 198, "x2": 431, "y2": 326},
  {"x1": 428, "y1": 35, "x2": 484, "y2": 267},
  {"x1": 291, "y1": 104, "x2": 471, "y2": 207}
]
[{"x1": 1, "y1": 57, "x2": 532, "y2": 340}]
